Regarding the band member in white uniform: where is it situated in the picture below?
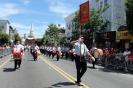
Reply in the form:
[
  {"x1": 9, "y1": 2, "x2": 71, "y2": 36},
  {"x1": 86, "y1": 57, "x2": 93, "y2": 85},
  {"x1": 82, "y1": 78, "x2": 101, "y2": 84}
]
[{"x1": 12, "y1": 41, "x2": 24, "y2": 70}]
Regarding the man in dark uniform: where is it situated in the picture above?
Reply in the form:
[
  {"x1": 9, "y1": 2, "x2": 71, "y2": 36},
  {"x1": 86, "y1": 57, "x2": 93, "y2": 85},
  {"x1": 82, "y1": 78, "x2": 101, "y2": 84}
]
[{"x1": 73, "y1": 36, "x2": 95, "y2": 86}]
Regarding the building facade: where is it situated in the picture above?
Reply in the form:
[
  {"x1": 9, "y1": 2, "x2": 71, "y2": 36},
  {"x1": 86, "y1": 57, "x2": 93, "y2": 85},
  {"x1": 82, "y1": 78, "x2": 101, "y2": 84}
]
[
  {"x1": 65, "y1": 12, "x2": 77, "y2": 38},
  {"x1": 65, "y1": 0, "x2": 127, "y2": 48},
  {"x1": 65, "y1": 0, "x2": 126, "y2": 37},
  {"x1": 9, "y1": 26, "x2": 15, "y2": 43},
  {"x1": 0, "y1": 20, "x2": 15, "y2": 43},
  {"x1": 0, "y1": 20, "x2": 10, "y2": 34},
  {"x1": 90, "y1": 0, "x2": 126, "y2": 31}
]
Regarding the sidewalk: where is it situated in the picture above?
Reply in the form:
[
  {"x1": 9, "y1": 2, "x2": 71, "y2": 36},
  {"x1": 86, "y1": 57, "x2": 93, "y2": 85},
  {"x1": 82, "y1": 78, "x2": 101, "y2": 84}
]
[{"x1": 0, "y1": 55, "x2": 12, "y2": 66}]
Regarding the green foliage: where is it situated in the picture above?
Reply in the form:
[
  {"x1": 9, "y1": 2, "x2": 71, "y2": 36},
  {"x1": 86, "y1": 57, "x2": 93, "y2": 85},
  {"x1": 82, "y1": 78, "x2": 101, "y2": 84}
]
[
  {"x1": 42, "y1": 24, "x2": 64, "y2": 45},
  {"x1": 71, "y1": 2, "x2": 109, "y2": 41},
  {"x1": 14, "y1": 33, "x2": 21, "y2": 43},
  {"x1": 0, "y1": 27, "x2": 2, "y2": 32},
  {"x1": 72, "y1": 12, "x2": 80, "y2": 32},
  {"x1": 84, "y1": 3, "x2": 110, "y2": 31},
  {"x1": 36, "y1": 38, "x2": 43, "y2": 46},
  {"x1": 0, "y1": 33, "x2": 10, "y2": 44},
  {"x1": 95, "y1": 0, "x2": 99, "y2": 2},
  {"x1": 60, "y1": 36, "x2": 67, "y2": 44},
  {"x1": 0, "y1": 26, "x2": 10, "y2": 44},
  {"x1": 71, "y1": 31, "x2": 80, "y2": 41},
  {"x1": 126, "y1": 0, "x2": 133, "y2": 34}
]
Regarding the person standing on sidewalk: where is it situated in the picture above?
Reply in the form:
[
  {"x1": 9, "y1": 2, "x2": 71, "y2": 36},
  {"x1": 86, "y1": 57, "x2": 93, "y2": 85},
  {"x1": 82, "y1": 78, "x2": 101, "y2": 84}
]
[
  {"x1": 73, "y1": 36, "x2": 95, "y2": 86},
  {"x1": 12, "y1": 41, "x2": 24, "y2": 70}
]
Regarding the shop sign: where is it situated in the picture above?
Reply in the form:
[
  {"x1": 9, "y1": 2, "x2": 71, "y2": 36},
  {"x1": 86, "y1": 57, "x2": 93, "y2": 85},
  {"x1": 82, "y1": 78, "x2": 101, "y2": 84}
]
[{"x1": 116, "y1": 31, "x2": 132, "y2": 40}]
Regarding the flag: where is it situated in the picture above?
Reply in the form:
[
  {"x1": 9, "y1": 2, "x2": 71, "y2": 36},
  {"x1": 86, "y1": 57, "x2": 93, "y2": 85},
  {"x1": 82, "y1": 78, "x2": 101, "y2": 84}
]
[{"x1": 79, "y1": 1, "x2": 90, "y2": 24}]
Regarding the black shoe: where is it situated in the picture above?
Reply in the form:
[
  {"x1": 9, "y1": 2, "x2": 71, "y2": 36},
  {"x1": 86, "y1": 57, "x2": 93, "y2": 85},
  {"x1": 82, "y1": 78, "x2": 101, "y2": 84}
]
[
  {"x1": 75, "y1": 81, "x2": 83, "y2": 86},
  {"x1": 92, "y1": 66, "x2": 96, "y2": 69},
  {"x1": 75, "y1": 81, "x2": 80, "y2": 84},
  {"x1": 14, "y1": 67, "x2": 17, "y2": 70},
  {"x1": 18, "y1": 66, "x2": 20, "y2": 68},
  {"x1": 77, "y1": 83, "x2": 83, "y2": 86}
]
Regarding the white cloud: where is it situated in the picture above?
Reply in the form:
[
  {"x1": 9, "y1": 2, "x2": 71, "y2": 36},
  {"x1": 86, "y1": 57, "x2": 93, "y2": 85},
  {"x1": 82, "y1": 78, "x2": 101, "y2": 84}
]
[
  {"x1": 11, "y1": 22, "x2": 30, "y2": 37},
  {"x1": 0, "y1": 3, "x2": 21, "y2": 18},
  {"x1": 12, "y1": 22, "x2": 29, "y2": 30},
  {"x1": 21, "y1": 0, "x2": 31, "y2": 5},
  {"x1": 49, "y1": 1, "x2": 75, "y2": 18},
  {"x1": 0, "y1": 2, "x2": 42, "y2": 18},
  {"x1": 60, "y1": 23, "x2": 65, "y2": 28}
]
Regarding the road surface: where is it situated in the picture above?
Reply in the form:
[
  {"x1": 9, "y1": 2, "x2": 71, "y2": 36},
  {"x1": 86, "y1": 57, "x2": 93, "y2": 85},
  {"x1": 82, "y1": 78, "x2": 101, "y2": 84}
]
[{"x1": 0, "y1": 51, "x2": 133, "y2": 88}]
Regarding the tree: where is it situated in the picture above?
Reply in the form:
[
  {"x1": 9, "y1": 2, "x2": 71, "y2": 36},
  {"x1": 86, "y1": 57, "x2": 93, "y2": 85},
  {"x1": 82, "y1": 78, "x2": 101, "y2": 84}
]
[
  {"x1": 36, "y1": 38, "x2": 43, "y2": 46},
  {"x1": 60, "y1": 36, "x2": 67, "y2": 45},
  {"x1": 14, "y1": 33, "x2": 21, "y2": 43},
  {"x1": 0, "y1": 27, "x2": 10, "y2": 44},
  {"x1": 0, "y1": 33, "x2": 10, "y2": 44},
  {"x1": 71, "y1": 12, "x2": 80, "y2": 41},
  {"x1": 126, "y1": 0, "x2": 133, "y2": 34},
  {"x1": 72, "y1": 2, "x2": 109, "y2": 44},
  {"x1": 42, "y1": 24, "x2": 64, "y2": 45}
]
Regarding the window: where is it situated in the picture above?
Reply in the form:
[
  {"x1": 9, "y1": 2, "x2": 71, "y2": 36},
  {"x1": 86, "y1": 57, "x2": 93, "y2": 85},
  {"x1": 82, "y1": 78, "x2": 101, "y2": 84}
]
[
  {"x1": 104, "y1": 0, "x2": 108, "y2": 6},
  {"x1": 2, "y1": 25, "x2": 4, "y2": 29},
  {"x1": 100, "y1": 1, "x2": 103, "y2": 8}
]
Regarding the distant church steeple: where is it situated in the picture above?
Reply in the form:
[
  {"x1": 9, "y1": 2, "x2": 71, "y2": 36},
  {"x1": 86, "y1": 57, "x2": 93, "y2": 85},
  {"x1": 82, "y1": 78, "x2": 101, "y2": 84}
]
[{"x1": 28, "y1": 24, "x2": 34, "y2": 38}]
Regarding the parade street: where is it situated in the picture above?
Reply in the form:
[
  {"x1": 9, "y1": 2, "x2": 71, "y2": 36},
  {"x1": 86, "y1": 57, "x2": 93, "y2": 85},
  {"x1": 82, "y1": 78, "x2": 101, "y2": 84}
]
[{"x1": 0, "y1": 51, "x2": 133, "y2": 88}]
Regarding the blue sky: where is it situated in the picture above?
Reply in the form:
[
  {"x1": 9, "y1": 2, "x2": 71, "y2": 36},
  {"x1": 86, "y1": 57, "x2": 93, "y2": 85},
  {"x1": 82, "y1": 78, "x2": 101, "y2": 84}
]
[{"x1": 0, "y1": 0, "x2": 86, "y2": 38}]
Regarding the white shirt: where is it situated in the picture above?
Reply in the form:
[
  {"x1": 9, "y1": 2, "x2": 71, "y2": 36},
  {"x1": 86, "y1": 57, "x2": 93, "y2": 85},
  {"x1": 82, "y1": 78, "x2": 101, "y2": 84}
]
[
  {"x1": 34, "y1": 45, "x2": 39, "y2": 51},
  {"x1": 74, "y1": 42, "x2": 89, "y2": 56},
  {"x1": 14, "y1": 44, "x2": 24, "y2": 52},
  {"x1": 91, "y1": 47, "x2": 99, "y2": 58},
  {"x1": 49, "y1": 47, "x2": 52, "y2": 51},
  {"x1": 64, "y1": 47, "x2": 69, "y2": 52},
  {"x1": 123, "y1": 51, "x2": 131, "y2": 61},
  {"x1": 57, "y1": 47, "x2": 61, "y2": 51},
  {"x1": 52, "y1": 47, "x2": 56, "y2": 51},
  {"x1": 123, "y1": 51, "x2": 131, "y2": 56}
]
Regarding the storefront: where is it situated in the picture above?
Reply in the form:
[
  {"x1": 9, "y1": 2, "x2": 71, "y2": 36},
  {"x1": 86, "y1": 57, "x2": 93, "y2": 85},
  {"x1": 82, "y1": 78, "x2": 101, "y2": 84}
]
[
  {"x1": 116, "y1": 30, "x2": 133, "y2": 50},
  {"x1": 96, "y1": 31, "x2": 116, "y2": 48}
]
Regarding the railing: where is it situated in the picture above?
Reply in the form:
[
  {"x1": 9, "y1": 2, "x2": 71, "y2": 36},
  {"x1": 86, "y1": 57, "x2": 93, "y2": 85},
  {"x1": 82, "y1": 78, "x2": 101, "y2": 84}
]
[
  {"x1": 100, "y1": 54, "x2": 133, "y2": 72},
  {"x1": 0, "y1": 48, "x2": 12, "y2": 58}
]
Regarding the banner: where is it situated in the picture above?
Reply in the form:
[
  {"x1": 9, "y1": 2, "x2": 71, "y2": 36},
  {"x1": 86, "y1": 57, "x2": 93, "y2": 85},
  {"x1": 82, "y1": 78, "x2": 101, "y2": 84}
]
[{"x1": 79, "y1": 1, "x2": 90, "y2": 24}]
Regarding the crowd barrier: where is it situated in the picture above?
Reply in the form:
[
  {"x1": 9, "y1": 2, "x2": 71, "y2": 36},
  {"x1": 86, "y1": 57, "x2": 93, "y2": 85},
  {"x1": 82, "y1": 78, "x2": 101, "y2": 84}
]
[
  {"x1": 0, "y1": 48, "x2": 12, "y2": 58},
  {"x1": 100, "y1": 54, "x2": 133, "y2": 72}
]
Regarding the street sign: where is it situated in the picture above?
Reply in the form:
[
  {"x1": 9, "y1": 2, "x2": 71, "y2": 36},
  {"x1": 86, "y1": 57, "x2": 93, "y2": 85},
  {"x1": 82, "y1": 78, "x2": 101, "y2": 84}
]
[{"x1": 79, "y1": 1, "x2": 90, "y2": 24}]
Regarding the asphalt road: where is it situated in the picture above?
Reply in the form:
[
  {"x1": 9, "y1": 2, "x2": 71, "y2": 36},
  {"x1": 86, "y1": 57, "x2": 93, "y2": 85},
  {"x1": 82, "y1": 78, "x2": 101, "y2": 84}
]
[{"x1": 0, "y1": 51, "x2": 133, "y2": 88}]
